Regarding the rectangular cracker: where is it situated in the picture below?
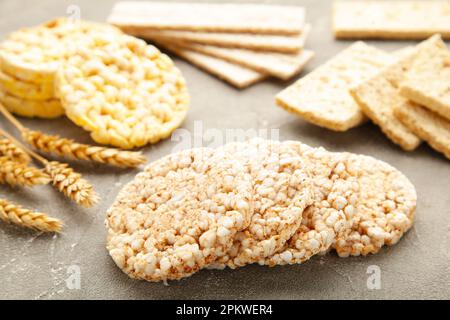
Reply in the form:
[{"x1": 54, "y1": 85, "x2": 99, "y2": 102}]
[
  {"x1": 333, "y1": 1, "x2": 450, "y2": 40},
  {"x1": 395, "y1": 102, "x2": 450, "y2": 160},
  {"x1": 400, "y1": 49, "x2": 450, "y2": 122},
  {"x1": 350, "y1": 36, "x2": 446, "y2": 150},
  {"x1": 120, "y1": 28, "x2": 307, "y2": 53},
  {"x1": 156, "y1": 27, "x2": 313, "y2": 80},
  {"x1": 276, "y1": 42, "x2": 395, "y2": 131},
  {"x1": 108, "y1": 2, "x2": 305, "y2": 35},
  {"x1": 350, "y1": 72, "x2": 421, "y2": 151},
  {"x1": 172, "y1": 44, "x2": 314, "y2": 81},
  {"x1": 159, "y1": 43, "x2": 266, "y2": 89}
]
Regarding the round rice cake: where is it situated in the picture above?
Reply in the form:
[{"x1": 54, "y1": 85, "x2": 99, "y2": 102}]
[
  {"x1": 262, "y1": 141, "x2": 351, "y2": 266},
  {"x1": 106, "y1": 148, "x2": 254, "y2": 282},
  {"x1": 57, "y1": 33, "x2": 189, "y2": 149},
  {"x1": 0, "y1": 68, "x2": 54, "y2": 101},
  {"x1": 0, "y1": 89, "x2": 64, "y2": 118},
  {"x1": 0, "y1": 18, "x2": 122, "y2": 84},
  {"x1": 210, "y1": 139, "x2": 313, "y2": 269},
  {"x1": 331, "y1": 153, "x2": 417, "y2": 257}
]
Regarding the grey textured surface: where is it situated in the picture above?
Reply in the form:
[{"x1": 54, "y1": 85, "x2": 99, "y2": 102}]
[{"x1": 0, "y1": 0, "x2": 449, "y2": 300}]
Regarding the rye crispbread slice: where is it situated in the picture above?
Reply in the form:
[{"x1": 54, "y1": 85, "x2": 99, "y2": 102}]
[
  {"x1": 276, "y1": 42, "x2": 394, "y2": 131},
  {"x1": 333, "y1": 1, "x2": 450, "y2": 40},
  {"x1": 160, "y1": 43, "x2": 266, "y2": 89},
  {"x1": 395, "y1": 102, "x2": 450, "y2": 160},
  {"x1": 120, "y1": 28, "x2": 307, "y2": 54},
  {"x1": 400, "y1": 47, "x2": 450, "y2": 121},
  {"x1": 160, "y1": 33, "x2": 314, "y2": 80},
  {"x1": 108, "y1": 2, "x2": 305, "y2": 35}
]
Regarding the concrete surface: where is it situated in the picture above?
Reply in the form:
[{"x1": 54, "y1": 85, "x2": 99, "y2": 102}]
[{"x1": 0, "y1": 0, "x2": 449, "y2": 300}]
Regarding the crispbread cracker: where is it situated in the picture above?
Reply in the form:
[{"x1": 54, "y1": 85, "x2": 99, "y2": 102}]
[
  {"x1": 161, "y1": 43, "x2": 266, "y2": 89},
  {"x1": 0, "y1": 18, "x2": 122, "y2": 84},
  {"x1": 159, "y1": 28, "x2": 314, "y2": 80},
  {"x1": 395, "y1": 102, "x2": 450, "y2": 160},
  {"x1": 0, "y1": 69, "x2": 54, "y2": 101},
  {"x1": 276, "y1": 42, "x2": 394, "y2": 131},
  {"x1": 57, "y1": 34, "x2": 189, "y2": 149},
  {"x1": 106, "y1": 148, "x2": 254, "y2": 282},
  {"x1": 350, "y1": 60, "x2": 421, "y2": 151},
  {"x1": 108, "y1": 2, "x2": 305, "y2": 35},
  {"x1": 384, "y1": 35, "x2": 446, "y2": 87},
  {"x1": 122, "y1": 28, "x2": 307, "y2": 53},
  {"x1": 333, "y1": 1, "x2": 450, "y2": 40},
  {"x1": 0, "y1": 90, "x2": 63, "y2": 119},
  {"x1": 349, "y1": 36, "x2": 445, "y2": 150},
  {"x1": 210, "y1": 139, "x2": 313, "y2": 269},
  {"x1": 400, "y1": 49, "x2": 450, "y2": 121},
  {"x1": 332, "y1": 153, "x2": 416, "y2": 257}
]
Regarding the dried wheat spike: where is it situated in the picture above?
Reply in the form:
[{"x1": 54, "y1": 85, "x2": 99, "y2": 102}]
[
  {"x1": 0, "y1": 138, "x2": 31, "y2": 164},
  {"x1": 0, "y1": 198, "x2": 62, "y2": 233},
  {"x1": 0, "y1": 156, "x2": 51, "y2": 187},
  {"x1": 23, "y1": 129, "x2": 146, "y2": 168},
  {"x1": 45, "y1": 161, "x2": 99, "y2": 207}
]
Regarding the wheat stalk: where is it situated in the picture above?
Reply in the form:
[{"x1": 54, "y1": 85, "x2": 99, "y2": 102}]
[
  {"x1": 0, "y1": 198, "x2": 62, "y2": 233},
  {"x1": 0, "y1": 137, "x2": 31, "y2": 164},
  {"x1": 0, "y1": 156, "x2": 50, "y2": 187},
  {"x1": 44, "y1": 161, "x2": 100, "y2": 207},
  {"x1": 22, "y1": 129, "x2": 146, "y2": 168},
  {"x1": 0, "y1": 128, "x2": 100, "y2": 207}
]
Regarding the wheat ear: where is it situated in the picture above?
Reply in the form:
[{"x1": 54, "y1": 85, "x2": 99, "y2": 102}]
[
  {"x1": 0, "y1": 198, "x2": 62, "y2": 233},
  {"x1": 0, "y1": 128, "x2": 100, "y2": 207},
  {"x1": 0, "y1": 156, "x2": 50, "y2": 187},
  {"x1": 44, "y1": 161, "x2": 100, "y2": 207},
  {"x1": 22, "y1": 129, "x2": 146, "y2": 168},
  {"x1": 0, "y1": 137, "x2": 31, "y2": 164}
]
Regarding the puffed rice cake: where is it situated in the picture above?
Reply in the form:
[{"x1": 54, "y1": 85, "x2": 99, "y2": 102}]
[
  {"x1": 264, "y1": 142, "x2": 416, "y2": 264},
  {"x1": 0, "y1": 90, "x2": 64, "y2": 119},
  {"x1": 263, "y1": 141, "x2": 350, "y2": 266},
  {"x1": 210, "y1": 139, "x2": 313, "y2": 269},
  {"x1": 57, "y1": 33, "x2": 189, "y2": 149},
  {"x1": 0, "y1": 68, "x2": 54, "y2": 101},
  {"x1": 331, "y1": 153, "x2": 417, "y2": 257},
  {"x1": 106, "y1": 148, "x2": 254, "y2": 282},
  {"x1": 0, "y1": 18, "x2": 122, "y2": 84}
]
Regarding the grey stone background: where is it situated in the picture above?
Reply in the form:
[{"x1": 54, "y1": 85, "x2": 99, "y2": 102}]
[{"x1": 0, "y1": 0, "x2": 449, "y2": 300}]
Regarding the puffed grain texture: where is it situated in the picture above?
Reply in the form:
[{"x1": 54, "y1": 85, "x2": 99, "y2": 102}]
[
  {"x1": 57, "y1": 34, "x2": 189, "y2": 149},
  {"x1": 0, "y1": 18, "x2": 122, "y2": 84},
  {"x1": 106, "y1": 148, "x2": 254, "y2": 282},
  {"x1": 210, "y1": 139, "x2": 313, "y2": 269},
  {"x1": 263, "y1": 141, "x2": 349, "y2": 266},
  {"x1": 332, "y1": 153, "x2": 417, "y2": 257}
]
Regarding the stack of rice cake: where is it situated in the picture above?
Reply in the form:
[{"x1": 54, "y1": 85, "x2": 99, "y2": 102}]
[{"x1": 108, "y1": 2, "x2": 314, "y2": 89}]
